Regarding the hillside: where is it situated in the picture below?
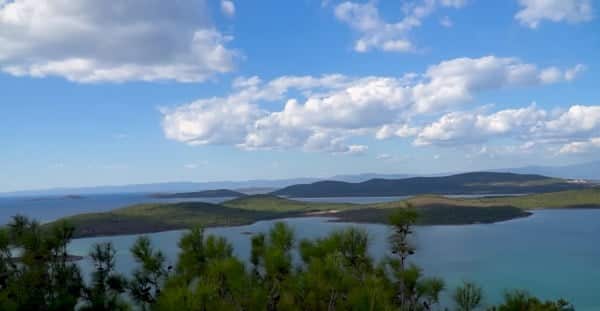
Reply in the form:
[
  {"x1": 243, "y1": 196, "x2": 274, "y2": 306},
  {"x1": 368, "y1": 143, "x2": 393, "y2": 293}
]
[
  {"x1": 496, "y1": 160, "x2": 600, "y2": 180},
  {"x1": 222, "y1": 194, "x2": 356, "y2": 212},
  {"x1": 273, "y1": 172, "x2": 588, "y2": 197},
  {"x1": 60, "y1": 200, "x2": 300, "y2": 238},
  {"x1": 50, "y1": 188, "x2": 600, "y2": 238},
  {"x1": 150, "y1": 189, "x2": 244, "y2": 198}
]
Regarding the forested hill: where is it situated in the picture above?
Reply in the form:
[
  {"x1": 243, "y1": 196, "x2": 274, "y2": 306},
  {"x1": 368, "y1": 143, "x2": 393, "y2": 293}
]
[{"x1": 272, "y1": 172, "x2": 590, "y2": 197}]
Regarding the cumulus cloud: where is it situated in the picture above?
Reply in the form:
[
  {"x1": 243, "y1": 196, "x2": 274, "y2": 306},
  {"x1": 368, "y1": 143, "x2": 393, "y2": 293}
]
[
  {"x1": 333, "y1": 0, "x2": 467, "y2": 53},
  {"x1": 221, "y1": 0, "x2": 235, "y2": 17},
  {"x1": 414, "y1": 105, "x2": 547, "y2": 146},
  {"x1": 161, "y1": 55, "x2": 583, "y2": 154},
  {"x1": 559, "y1": 138, "x2": 600, "y2": 154},
  {"x1": 0, "y1": 0, "x2": 238, "y2": 83},
  {"x1": 543, "y1": 105, "x2": 600, "y2": 137},
  {"x1": 412, "y1": 57, "x2": 583, "y2": 113},
  {"x1": 413, "y1": 104, "x2": 600, "y2": 155},
  {"x1": 516, "y1": 0, "x2": 594, "y2": 28}
]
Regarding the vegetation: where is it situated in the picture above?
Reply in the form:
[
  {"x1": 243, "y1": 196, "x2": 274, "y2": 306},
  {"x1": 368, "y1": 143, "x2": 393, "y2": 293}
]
[
  {"x1": 223, "y1": 194, "x2": 357, "y2": 212},
  {"x1": 59, "y1": 200, "x2": 302, "y2": 238},
  {"x1": 51, "y1": 188, "x2": 600, "y2": 238},
  {"x1": 477, "y1": 188, "x2": 600, "y2": 209},
  {"x1": 0, "y1": 210, "x2": 575, "y2": 310},
  {"x1": 273, "y1": 172, "x2": 589, "y2": 197}
]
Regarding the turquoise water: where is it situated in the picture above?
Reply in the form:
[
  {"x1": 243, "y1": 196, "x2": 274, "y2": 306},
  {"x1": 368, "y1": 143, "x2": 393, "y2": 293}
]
[
  {"x1": 2, "y1": 194, "x2": 599, "y2": 309},
  {"x1": 0, "y1": 193, "x2": 526, "y2": 224},
  {"x1": 68, "y1": 209, "x2": 600, "y2": 310},
  {"x1": 0, "y1": 194, "x2": 235, "y2": 224}
]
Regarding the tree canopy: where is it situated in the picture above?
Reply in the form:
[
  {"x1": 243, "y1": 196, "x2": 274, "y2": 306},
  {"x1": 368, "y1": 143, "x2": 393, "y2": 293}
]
[{"x1": 0, "y1": 206, "x2": 574, "y2": 310}]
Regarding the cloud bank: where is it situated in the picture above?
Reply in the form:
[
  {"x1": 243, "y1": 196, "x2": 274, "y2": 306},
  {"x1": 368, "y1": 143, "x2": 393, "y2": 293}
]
[
  {"x1": 0, "y1": 0, "x2": 238, "y2": 83},
  {"x1": 162, "y1": 55, "x2": 594, "y2": 155}
]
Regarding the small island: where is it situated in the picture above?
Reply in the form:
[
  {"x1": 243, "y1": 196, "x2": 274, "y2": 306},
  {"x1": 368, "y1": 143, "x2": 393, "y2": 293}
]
[{"x1": 52, "y1": 188, "x2": 600, "y2": 238}]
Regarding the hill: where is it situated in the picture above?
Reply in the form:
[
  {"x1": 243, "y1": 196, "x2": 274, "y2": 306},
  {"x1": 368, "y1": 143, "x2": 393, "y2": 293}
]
[
  {"x1": 51, "y1": 188, "x2": 600, "y2": 238},
  {"x1": 60, "y1": 200, "x2": 299, "y2": 238},
  {"x1": 150, "y1": 189, "x2": 244, "y2": 198},
  {"x1": 222, "y1": 194, "x2": 356, "y2": 212},
  {"x1": 272, "y1": 172, "x2": 588, "y2": 197},
  {"x1": 495, "y1": 160, "x2": 600, "y2": 181}
]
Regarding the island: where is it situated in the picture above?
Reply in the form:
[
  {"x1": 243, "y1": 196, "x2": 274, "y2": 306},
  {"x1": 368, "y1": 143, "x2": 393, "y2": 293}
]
[{"x1": 52, "y1": 188, "x2": 600, "y2": 238}]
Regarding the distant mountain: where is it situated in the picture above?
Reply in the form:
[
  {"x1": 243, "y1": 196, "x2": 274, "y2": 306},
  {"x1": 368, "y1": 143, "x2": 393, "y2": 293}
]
[
  {"x1": 493, "y1": 161, "x2": 600, "y2": 180},
  {"x1": 0, "y1": 178, "x2": 321, "y2": 197},
  {"x1": 150, "y1": 189, "x2": 245, "y2": 199},
  {"x1": 0, "y1": 173, "x2": 413, "y2": 197},
  {"x1": 6, "y1": 164, "x2": 597, "y2": 198},
  {"x1": 273, "y1": 172, "x2": 590, "y2": 197},
  {"x1": 329, "y1": 173, "x2": 414, "y2": 183}
]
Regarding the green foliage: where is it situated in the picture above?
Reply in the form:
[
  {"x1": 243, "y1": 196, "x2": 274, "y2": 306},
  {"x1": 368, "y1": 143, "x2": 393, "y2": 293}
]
[
  {"x1": 128, "y1": 236, "x2": 171, "y2": 309},
  {"x1": 454, "y1": 281, "x2": 483, "y2": 311},
  {"x1": 0, "y1": 212, "x2": 577, "y2": 310},
  {"x1": 80, "y1": 242, "x2": 129, "y2": 311},
  {"x1": 488, "y1": 290, "x2": 574, "y2": 311},
  {"x1": 0, "y1": 215, "x2": 83, "y2": 311}
]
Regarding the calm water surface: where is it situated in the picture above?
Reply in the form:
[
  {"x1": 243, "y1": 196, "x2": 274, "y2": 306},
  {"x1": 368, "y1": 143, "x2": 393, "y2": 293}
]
[
  {"x1": 0, "y1": 194, "x2": 235, "y2": 224},
  {"x1": 0, "y1": 193, "x2": 528, "y2": 224},
  {"x1": 68, "y1": 210, "x2": 600, "y2": 310},
  {"x1": 2, "y1": 194, "x2": 599, "y2": 309}
]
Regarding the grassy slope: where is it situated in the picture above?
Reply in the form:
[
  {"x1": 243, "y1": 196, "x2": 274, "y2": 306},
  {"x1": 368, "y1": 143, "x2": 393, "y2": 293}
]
[
  {"x1": 222, "y1": 195, "x2": 358, "y2": 212},
  {"x1": 477, "y1": 188, "x2": 600, "y2": 209},
  {"x1": 333, "y1": 194, "x2": 529, "y2": 225},
  {"x1": 56, "y1": 189, "x2": 600, "y2": 238},
  {"x1": 62, "y1": 200, "x2": 298, "y2": 238}
]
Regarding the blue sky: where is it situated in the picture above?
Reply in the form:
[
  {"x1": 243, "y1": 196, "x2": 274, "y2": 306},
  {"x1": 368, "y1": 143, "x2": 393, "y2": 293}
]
[{"x1": 0, "y1": 0, "x2": 599, "y2": 192}]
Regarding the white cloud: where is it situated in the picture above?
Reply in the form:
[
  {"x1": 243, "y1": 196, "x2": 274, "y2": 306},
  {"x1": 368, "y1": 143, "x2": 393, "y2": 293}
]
[
  {"x1": 565, "y1": 64, "x2": 587, "y2": 81},
  {"x1": 544, "y1": 105, "x2": 600, "y2": 137},
  {"x1": 343, "y1": 144, "x2": 369, "y2": 155},
  {"x1": 334, "y1": 0, "x2": 467, "y2": 53},
  {"x1": 376, "y1": 124, "x2": 419, "y2": 139},
  {"x1": 540, "y1": 64, "x2": 586, "y2": 84},
  {"x1": 0, "y1": 0, "x2": 238, "y2": 83},
  {"x1": 412, "y1": 57, "x2": 583, "y2": 113},
  {"x1": 376, "y1": 153, "x2": 392, "y2": 160},
  {"x1": 440, "y1": 16, "x2": 454, "y2": 27},
  {"x1": 413, "y1": 104, "x2": 600, "y2": 155},
  {"x1": 516, "y1": 0, "x2": 594, "y2": 28},
  {"x1": 559, "y1": 137, "x2": 600, "y2": 154},
  {"x1": 161, "y1": 55, "x2": 583, "y2": 154},
  {"x1": 161, "y1": 97, "x2": 263, "y2": 145},
  {"x1": 221, "y1": 0, "x2": 235, "y2": 17},
  {"x1": 440, "y1": 0, "x2": 467, "y2": 7},
  {"x1": 414, "y1": 105, "x2": 547, "y2": 146}
]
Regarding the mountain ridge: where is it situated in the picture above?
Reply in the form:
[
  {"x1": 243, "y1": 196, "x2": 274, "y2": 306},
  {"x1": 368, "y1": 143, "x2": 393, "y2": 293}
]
[{"x1": 272, "y1": 172, "x2": 589, "y2": 197}]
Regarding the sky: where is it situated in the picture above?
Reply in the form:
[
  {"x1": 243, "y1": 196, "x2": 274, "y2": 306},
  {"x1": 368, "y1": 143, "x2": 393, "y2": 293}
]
[{"x1": 0, "y1": 0, "x2": 599, "y2": 192}]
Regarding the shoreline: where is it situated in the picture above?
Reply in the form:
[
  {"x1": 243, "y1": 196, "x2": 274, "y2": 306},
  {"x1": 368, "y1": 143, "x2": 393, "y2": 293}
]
[
  {"x1": 71, "y1": 209, "x2": 534, "y2": 240},
  {"x1": 61, "y1": 205, "x2": 600, "y2": 240},
  {"x1": 38, "y1": 189, "x2": 600, "y2": 240}
]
